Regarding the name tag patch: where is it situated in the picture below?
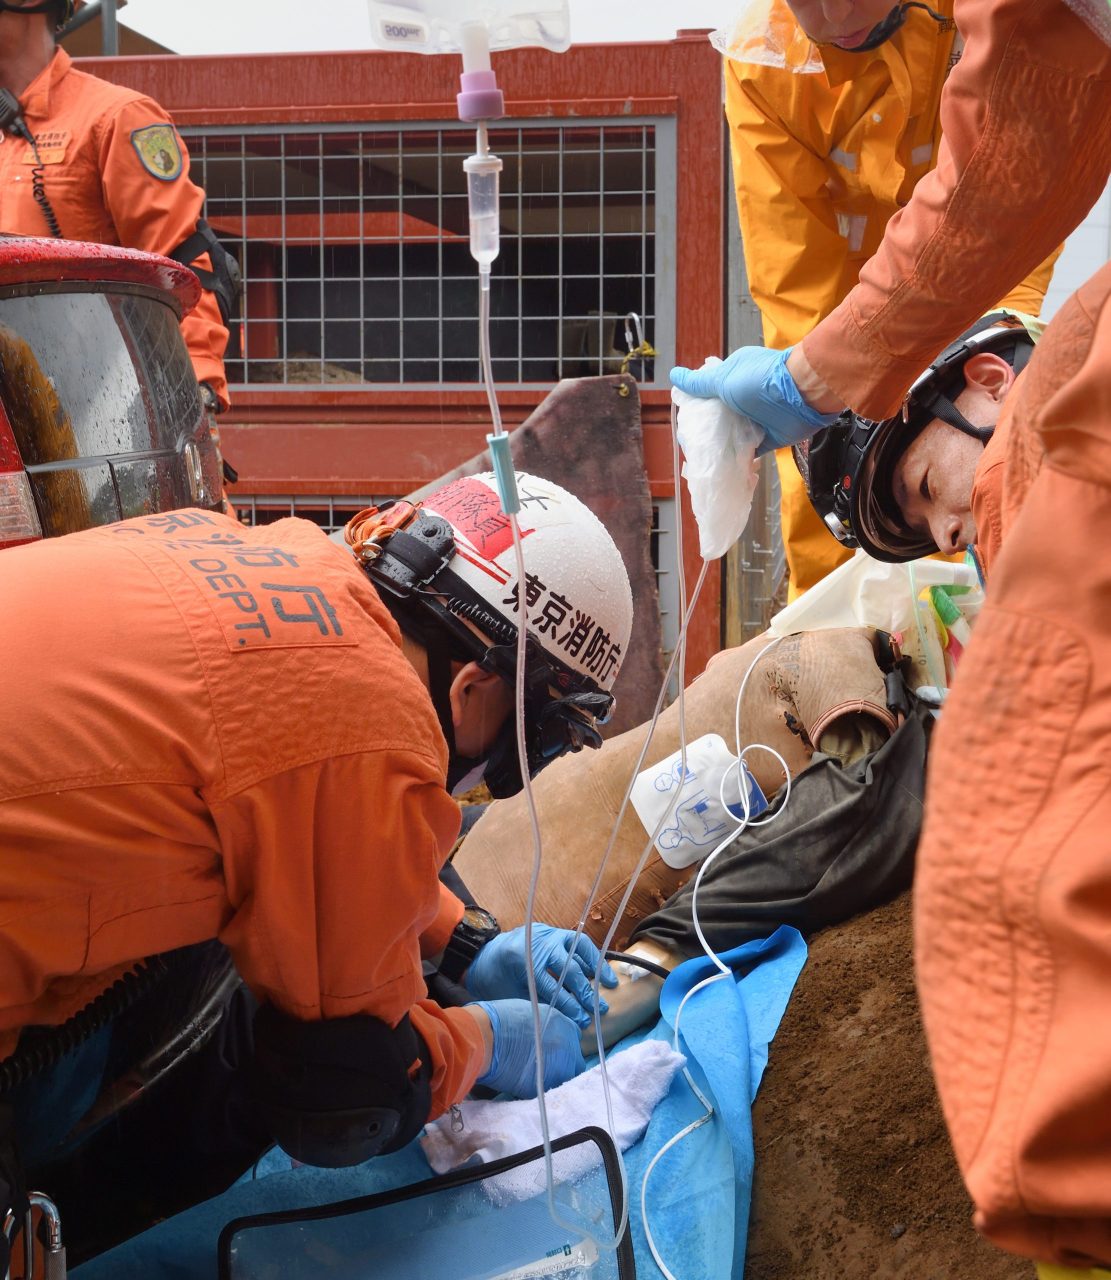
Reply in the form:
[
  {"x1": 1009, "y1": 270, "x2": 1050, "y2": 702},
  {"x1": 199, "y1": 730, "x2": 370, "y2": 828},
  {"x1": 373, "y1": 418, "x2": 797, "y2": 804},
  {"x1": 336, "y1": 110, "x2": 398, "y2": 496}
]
[{"x1": 22, "y1": 128, "x2": 70, "y2": 165}]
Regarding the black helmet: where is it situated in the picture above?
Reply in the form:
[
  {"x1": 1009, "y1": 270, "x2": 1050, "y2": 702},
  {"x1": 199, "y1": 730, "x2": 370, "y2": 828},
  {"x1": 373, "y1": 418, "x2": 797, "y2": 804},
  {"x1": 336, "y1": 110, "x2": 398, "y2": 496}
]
[{"x1": 795, "y1": 311, "x2": 1038, "y2": 563}]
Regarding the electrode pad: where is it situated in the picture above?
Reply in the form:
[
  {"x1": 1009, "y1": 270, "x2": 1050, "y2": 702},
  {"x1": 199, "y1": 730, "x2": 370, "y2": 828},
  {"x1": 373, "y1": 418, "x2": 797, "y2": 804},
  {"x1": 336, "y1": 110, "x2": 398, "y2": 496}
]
[{"x1": 631, "y1": 733, "x2": 768, "y2": 870}]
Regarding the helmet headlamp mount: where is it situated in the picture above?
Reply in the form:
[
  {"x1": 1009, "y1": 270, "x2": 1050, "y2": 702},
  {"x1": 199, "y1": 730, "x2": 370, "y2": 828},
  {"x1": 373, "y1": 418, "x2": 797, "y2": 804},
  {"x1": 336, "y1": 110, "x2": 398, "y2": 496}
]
[{"x1": 345, "y1": 500, "x2": 615, "y2": 798}]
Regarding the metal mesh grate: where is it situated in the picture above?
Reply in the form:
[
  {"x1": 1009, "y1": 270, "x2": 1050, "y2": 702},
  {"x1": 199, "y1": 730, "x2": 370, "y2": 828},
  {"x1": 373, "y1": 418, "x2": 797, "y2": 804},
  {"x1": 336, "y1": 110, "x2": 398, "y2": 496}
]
[
  {"x1": 230, "y1": 494, "x2": 387, "y2": 532},
  {"x1": 185, "y1": 122, "x2": 658, "y2": 389}
]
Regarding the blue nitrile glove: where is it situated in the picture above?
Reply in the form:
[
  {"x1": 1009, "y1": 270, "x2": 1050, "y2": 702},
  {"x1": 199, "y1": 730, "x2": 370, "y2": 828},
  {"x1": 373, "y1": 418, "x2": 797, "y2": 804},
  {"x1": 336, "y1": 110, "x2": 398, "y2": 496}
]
[
  {"x1": 670, "y1": 345, "x2": 839, "y2": 456},
  {"x1": 473, "y1": 998, "x2": 586, "y2": 1098},
  {"x1": 465, "y1": 925, "x2": 619, "y2": 1029}
]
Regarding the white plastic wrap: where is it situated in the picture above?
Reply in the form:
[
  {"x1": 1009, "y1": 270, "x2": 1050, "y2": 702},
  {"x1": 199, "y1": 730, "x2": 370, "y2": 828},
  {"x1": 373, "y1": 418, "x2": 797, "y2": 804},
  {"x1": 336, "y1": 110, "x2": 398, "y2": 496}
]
[
  {"x1": 769, "y1": 550, "x2": 978, "y2": 638},
  {"x1": 769, "y1": 549, "x2": 982, "y2": 691},
  {"x1": 672, "y1": 359, "x2": 763, "y2": 561},
  {"x1": 709, "y1": 0, "x2": 824, "y2": 74}
]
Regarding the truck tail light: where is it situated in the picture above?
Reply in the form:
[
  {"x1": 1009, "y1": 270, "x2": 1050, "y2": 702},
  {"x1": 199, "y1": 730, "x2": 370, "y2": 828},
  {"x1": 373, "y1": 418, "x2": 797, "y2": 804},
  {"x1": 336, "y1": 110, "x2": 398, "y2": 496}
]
[{"x1": 0, "y1": 398, "x2": 41, "y2": 549}]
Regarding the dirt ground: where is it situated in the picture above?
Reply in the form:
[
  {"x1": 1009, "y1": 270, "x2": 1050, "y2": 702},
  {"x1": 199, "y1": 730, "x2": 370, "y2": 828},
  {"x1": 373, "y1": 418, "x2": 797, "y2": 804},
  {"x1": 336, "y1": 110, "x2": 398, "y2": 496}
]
[{"x1": 745, "y1": 892, "x2": 1035, "y2": 1280}]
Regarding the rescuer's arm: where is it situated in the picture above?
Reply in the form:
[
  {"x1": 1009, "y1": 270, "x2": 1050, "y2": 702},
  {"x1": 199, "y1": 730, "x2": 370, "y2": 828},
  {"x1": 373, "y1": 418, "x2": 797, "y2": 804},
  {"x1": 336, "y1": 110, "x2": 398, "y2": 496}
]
[
  {"x1": 94, "y1": 95, "x2": 231, "y2": 409},
  {"x1": 996, "y1": 242, "x2": 1064, "y2": 318},
  {"x1": 798, "y1": 0, "x2": 1111, "y2": 420},
  {"x1": 211, "y1": 749, "x2": 489, "y2": 1134},
  {"x1": 725, "y1": 58, "x2": 851, "y2": 351}
]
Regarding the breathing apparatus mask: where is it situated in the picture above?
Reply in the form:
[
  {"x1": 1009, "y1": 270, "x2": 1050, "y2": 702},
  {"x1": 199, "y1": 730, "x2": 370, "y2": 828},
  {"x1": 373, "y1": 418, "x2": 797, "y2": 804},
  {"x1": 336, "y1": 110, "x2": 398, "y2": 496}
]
[
  {"x1": 795, "y1": 311, "x2": 1039, "y2": 562},
  {"x1": 345, "y1": 490, "x2": 623, "y2": 799}
]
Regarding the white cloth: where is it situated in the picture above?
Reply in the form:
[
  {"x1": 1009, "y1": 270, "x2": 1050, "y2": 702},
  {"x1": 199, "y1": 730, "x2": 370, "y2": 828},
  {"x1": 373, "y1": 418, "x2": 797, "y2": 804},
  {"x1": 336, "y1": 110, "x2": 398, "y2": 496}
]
[
  {"x1": 421, "y1": 1039, "x2": 686, "y2": 1206},
  {"x1": 672, "y1": 368, "x2": 761, "y2": 561}
]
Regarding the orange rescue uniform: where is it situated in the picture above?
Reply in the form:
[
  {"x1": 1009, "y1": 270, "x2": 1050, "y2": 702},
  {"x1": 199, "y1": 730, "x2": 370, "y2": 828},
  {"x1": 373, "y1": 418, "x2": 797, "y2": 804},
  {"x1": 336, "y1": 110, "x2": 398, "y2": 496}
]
[
  {"x1": 726, "y1": 0, "x2": 1059, "y2": 597},
  {"x1": 0, "y1": 48, "x2": 229, "y2": 408},
  {"x1": 800, "y1": 0, "x2": 1111, "y2": 421},
  {"x1": 917, "y1": 259, "x2": 1111, "y2": 1266},
  {"x1": 0, "y1": 509, "x2": 484, "y2": 1122}
]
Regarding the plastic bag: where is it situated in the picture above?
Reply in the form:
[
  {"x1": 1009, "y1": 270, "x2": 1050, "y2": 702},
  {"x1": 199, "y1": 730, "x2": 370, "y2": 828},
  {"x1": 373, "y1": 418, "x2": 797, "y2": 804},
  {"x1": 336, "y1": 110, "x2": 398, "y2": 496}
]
[
  {"x1": 709, "y1": 0, "x2": 824, "y2": 74},
  {"x1": 672, "y1": 360, "x2": 762, "y2": 560},
  {"x1": 769, "y1": 549, "x2": 982, "y2": 692}
]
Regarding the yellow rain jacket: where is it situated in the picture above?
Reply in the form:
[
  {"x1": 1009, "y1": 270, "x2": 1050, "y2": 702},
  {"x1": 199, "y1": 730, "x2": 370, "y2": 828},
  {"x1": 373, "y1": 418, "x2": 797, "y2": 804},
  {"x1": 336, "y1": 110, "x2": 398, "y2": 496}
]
[{"x1": 724, "y1": 0, "x2": 1059, "y2": 597}]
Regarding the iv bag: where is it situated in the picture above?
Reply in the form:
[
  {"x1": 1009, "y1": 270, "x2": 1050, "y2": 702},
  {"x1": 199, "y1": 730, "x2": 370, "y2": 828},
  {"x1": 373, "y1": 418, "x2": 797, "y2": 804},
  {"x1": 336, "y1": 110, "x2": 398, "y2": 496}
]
[{"x1": 367, "y1": 0, "x2": 572, "y2": 54}]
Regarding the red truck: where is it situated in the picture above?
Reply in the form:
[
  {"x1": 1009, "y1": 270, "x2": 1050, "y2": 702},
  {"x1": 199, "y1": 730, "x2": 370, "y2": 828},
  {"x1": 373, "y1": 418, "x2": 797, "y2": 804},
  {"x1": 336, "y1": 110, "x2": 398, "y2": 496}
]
[{"x1": 0, "y1": 235, "x2": 223, "y2": 550}]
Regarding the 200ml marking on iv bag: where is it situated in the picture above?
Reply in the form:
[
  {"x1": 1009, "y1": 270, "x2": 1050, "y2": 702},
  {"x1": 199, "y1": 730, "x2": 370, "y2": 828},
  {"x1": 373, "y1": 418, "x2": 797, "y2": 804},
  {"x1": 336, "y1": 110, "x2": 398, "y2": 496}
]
[{"x1": 378, "y1": 19, "x2": 427, "y2": 42}]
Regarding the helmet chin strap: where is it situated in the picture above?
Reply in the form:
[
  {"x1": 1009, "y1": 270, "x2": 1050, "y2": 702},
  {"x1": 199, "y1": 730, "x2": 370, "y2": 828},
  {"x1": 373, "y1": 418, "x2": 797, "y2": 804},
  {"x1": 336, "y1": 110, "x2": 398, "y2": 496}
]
[
  {"x1": 424, "y1": 633, "x2": 485, "y2": 794},
  {"x1": 820, "y1": 1, "x2": 948, "y2": 54}
]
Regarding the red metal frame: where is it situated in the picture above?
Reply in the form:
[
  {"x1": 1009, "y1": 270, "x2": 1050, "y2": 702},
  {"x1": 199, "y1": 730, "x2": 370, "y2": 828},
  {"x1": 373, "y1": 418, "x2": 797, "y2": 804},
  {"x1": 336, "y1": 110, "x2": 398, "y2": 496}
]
[
  {"x1": 81, "y1": 31, "x2": 726, "y2": 673},
  {"x1": 0, "y1": 234, "x2": 199, "y2": 314}
]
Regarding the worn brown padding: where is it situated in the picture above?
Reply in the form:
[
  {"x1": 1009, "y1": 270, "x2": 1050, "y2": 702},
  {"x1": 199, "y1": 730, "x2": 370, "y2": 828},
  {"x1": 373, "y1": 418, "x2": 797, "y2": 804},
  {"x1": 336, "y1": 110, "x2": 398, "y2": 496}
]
[
  {"x1": 408, "y1": 374, "x2": 663, "y2": 734},
  {"x1": 455, "y1": 626, "x2": 892, "y2": 944},
  {"x1": 771, "y1": 629, "x2": 898, "y2": 760}
]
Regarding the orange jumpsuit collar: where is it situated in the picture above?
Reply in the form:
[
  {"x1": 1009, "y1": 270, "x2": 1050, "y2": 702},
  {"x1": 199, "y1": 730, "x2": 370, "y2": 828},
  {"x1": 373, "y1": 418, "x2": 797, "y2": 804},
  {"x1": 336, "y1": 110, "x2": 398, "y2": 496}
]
[{"x1": 20, "y1": 46, "x2": 70, "y2": 120}]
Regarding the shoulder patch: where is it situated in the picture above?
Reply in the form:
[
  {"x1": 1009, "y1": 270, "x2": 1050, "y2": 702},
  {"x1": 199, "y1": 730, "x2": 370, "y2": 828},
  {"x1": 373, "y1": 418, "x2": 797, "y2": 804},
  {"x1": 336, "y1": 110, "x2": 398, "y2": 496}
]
[{"x1": 130, "y1": 124, "x2": 183, "y2": 181}]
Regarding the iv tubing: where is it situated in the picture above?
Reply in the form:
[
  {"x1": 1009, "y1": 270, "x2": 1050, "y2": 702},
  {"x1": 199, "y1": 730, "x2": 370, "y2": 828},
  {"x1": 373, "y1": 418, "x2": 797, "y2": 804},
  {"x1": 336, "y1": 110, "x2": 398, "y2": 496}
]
[
  {"x1": 468, "y1": 106, "x2": 630, "y2": 1250},
  {"x1": 530, "y1": 403, "x2": 713, "y2": 1250}
]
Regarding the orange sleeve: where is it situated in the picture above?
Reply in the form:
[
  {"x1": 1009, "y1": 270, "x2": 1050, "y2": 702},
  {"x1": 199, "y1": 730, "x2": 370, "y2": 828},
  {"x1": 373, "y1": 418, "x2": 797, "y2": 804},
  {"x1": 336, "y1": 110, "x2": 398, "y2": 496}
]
[
  {"x1": 801, "y1": 0, "x2": 1111, "y2": 419},
  {"x1": 421, "y1": 881, "x2": 466, "y2": 959},
  {"x1": 726, "y1": 58, "x2": 851, "y2": 350},
  {"x1": 210, "y1": 750, "x2": 485, "y2": 1122},
  {"x1": 93, "y1": 95, "x2": 230, "y2": 408}
]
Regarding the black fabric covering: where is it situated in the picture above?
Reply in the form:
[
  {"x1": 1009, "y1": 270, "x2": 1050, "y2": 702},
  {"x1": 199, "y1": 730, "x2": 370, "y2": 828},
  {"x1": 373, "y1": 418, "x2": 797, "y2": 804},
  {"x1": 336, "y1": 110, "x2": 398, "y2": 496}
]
[
  {"x1": 0, "y1": 1103, "x2": 27, "y2": 1276},
  {"x1": 631, "y1": 701, "x2": 934, "y2": 957},
  {"x1": 250, "y1": 1006, "x2": 432, "y2": 1169},
  {"x1": 30, "y1": 972, "x2": 269, "y2": 1266}
]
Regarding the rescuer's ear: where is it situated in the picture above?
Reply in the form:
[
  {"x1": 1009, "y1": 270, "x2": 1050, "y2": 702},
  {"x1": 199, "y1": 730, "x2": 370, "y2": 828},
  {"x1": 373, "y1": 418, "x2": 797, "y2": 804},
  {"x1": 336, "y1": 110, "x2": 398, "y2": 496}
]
[
  {"x1": 449, "y1": 661, "x2": 514, "y2": 759},
  {"x1": 962, "y1": 351, "x2": 1015, "y2": 405}
]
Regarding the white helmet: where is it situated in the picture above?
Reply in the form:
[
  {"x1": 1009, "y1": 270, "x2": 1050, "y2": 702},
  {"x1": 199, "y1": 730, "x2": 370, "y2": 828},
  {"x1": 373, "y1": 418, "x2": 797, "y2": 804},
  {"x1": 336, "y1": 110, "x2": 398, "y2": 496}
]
[{"x1": 345, "y1": 471, "x2": 633, "y2": 796}]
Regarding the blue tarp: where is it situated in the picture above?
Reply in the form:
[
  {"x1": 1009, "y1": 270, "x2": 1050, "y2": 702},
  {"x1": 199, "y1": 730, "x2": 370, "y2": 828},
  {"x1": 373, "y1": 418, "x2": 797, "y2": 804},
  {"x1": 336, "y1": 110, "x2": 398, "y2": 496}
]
[{"x1": 75, "y1": 925, "x2": 806, "y2": 1280}]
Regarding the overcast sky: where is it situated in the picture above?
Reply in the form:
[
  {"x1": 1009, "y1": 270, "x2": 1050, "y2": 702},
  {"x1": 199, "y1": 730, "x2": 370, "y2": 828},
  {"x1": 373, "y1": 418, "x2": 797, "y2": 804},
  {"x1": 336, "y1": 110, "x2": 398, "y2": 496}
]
[{"x1": 120, "y1": 1, "x2": 726, "y2": 54}]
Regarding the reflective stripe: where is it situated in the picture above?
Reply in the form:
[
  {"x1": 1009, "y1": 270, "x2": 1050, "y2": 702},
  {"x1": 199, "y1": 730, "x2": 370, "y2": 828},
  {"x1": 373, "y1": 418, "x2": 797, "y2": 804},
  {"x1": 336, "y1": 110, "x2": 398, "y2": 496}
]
[
  {"x1": 911, "y1": 143, "x2": 934, "y2": 166},
  {"x1": 830, "y1": 147, "x2": 857, "y2": 171},
  {"x1": 836, "y1": 212, "x2": 867, "y2": 252}
]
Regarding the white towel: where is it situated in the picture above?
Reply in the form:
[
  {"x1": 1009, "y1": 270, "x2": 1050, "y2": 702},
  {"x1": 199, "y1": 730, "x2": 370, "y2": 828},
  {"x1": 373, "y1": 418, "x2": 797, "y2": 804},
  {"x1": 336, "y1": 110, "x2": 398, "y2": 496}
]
[{"x1": 421, "y1": 1039, "x2": 686, "y2": 1206}]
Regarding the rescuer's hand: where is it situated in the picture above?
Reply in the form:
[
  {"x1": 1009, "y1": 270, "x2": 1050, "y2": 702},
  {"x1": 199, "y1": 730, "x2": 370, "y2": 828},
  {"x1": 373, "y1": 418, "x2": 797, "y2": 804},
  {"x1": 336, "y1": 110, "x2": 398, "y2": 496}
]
[
  {"x1": 472, "y1": 999, "x2": 586, "y2": 1098},
  {"x1": 670, "y1": 345, "x2": 838, "y2": 456},
  {"x1": 465, "y1": 925, "x2": 618, "y2": 1029}
]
